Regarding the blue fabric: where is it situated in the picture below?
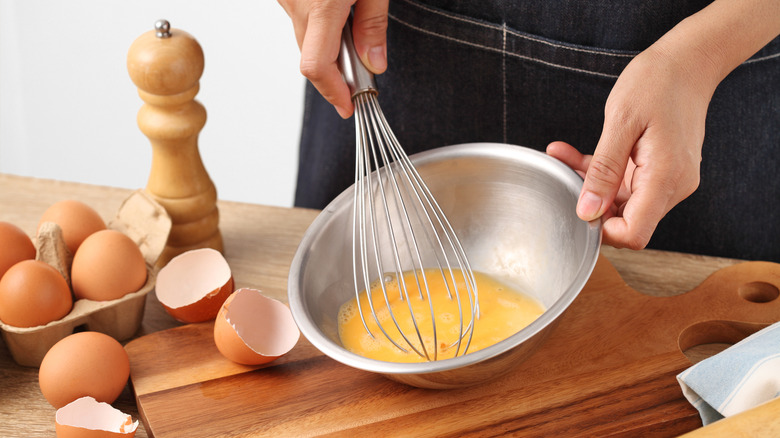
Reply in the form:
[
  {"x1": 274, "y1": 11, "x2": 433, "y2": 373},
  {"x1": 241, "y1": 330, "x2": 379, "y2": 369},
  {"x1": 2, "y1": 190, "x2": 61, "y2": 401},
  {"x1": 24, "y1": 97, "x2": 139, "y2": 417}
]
[
  {"x1": 417, "y1": 0, "x2": 714, "y2": 51},
  {"x1": 294, "y1": 0, "x2": 780, "y2": 262},
  {"x1": 677, "y1": 322, "x2": 780, "y2": 425}
]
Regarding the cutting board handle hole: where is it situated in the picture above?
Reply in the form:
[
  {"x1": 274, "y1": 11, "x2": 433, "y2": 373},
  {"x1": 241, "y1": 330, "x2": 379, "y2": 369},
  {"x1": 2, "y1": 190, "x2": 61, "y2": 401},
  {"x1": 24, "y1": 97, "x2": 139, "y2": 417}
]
[
  {"x1": 738, "y1": 282, "x2": 779, "y2": 303},
  {"x1": 680, "y1": 320, "x2": 767, "y2": 364}
]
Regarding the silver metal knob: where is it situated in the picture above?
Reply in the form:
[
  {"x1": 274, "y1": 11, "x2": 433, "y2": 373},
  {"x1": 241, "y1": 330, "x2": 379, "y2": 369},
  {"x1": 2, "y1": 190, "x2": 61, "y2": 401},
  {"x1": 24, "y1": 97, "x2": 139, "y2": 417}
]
[{"x1": 155, "y1": 19, "x2": 171, "y2": 38}]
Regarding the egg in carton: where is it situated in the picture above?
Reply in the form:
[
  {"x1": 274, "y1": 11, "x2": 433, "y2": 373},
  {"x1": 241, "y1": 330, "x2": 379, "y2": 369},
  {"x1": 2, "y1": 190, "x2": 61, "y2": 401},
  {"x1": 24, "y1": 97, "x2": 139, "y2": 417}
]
[{"x1": 0, "y1": 190, "x2": 171, "y2": 367}]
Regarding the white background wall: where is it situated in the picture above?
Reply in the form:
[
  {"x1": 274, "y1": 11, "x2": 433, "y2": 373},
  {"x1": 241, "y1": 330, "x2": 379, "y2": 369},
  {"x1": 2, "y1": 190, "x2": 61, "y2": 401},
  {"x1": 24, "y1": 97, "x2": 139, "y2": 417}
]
[{"x1": 0, "y1": 0, "x2": 305, "y2": 207}]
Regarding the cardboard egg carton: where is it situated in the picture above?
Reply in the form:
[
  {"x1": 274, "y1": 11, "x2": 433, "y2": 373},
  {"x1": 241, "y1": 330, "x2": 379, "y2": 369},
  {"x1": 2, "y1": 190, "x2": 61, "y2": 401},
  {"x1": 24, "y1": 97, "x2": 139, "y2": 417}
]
[{"x1": 0, "y1": 190, "x2": 171, "y2": 367}]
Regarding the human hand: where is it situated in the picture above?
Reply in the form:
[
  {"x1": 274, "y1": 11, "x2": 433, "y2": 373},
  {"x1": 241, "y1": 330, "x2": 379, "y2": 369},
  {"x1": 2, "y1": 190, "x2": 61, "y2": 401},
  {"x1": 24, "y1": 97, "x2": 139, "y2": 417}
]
[
  {"x1": 547, "y1": 46, "x2": 715, "y2": 249},
  {"x1": 278, "y1": 0, "x2": 389, "y2": 119}
]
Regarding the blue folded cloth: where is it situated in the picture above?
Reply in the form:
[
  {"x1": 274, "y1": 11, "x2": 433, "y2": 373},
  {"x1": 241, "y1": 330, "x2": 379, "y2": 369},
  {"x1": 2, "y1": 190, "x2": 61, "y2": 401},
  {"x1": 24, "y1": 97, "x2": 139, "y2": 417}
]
[{"x1": 677, "y1": 321, "x2": 780, "y2": 425}]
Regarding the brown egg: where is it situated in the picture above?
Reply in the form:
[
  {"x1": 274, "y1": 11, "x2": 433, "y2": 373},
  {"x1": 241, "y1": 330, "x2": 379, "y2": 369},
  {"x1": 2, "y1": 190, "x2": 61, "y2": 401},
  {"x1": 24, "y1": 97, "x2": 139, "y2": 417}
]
[
  {"x1": 213, "y1": 288, "x2": 300, "y2": 365},
  {"x1": 71, "y1": 230, "x2": 147, "y2": 301},
  {"x1": 55, "y1": 396, "x2": 138, "y2": 438},
  {"x1": 39, "y1": 200, "x2": 106, "y2": 255},
  {"x1": 39, "y1": 331, "x2": 130, "y2": 409},
  {"x1": 0, "y1": 221, "x2": 36, "y2": 279},
  {"x1": 0, "y1": 260, "x2": 72, "y2": 328}
]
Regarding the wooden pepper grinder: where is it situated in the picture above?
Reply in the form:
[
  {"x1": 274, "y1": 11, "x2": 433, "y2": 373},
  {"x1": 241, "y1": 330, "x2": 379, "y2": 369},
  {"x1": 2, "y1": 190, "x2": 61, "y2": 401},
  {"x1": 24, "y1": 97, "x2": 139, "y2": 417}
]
[{"x1": 127, "y1": 19, "x2": 223, "y2": 266}]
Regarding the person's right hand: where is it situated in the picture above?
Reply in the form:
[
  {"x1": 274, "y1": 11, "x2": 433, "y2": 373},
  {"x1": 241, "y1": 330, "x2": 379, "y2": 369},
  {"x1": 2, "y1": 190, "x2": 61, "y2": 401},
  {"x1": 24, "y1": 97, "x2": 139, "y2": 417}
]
[{"x1": 278, "y1": 0, "x2": 389, "y2": 119}]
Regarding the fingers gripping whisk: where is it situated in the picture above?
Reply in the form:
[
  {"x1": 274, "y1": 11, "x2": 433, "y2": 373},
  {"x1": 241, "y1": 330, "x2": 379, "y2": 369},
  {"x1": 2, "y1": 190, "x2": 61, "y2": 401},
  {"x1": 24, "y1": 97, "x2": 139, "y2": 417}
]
[{"x1": 339, "y1": 21, "x2": 479, "y2": 361}]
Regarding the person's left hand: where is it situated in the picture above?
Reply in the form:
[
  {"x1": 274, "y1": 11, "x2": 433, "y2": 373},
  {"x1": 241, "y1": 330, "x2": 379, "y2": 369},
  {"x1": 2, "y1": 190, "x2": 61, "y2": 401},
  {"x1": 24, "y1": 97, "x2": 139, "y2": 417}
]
[{"x1": 546, "y1": 43, "x2": 716, "y2": 249}]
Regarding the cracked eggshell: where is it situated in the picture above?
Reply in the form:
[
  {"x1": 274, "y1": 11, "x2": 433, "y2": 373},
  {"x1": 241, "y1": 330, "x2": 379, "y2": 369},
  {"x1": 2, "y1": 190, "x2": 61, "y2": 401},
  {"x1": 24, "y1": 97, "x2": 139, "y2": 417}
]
[
  {"x1": 156, "y1": 248, "x2": 233, "y2": 323},
  {"x1": 55, "y1": 396, "x2": 138, "y2": 438},
  {"x1": 214, "y1": 288, "x2": 300, "y2": 365}
]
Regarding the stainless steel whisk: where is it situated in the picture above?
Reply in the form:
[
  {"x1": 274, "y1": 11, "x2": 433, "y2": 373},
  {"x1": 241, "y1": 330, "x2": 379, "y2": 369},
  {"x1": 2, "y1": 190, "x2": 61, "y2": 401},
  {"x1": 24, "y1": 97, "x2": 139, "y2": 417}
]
[{"x1": 338, "y1": 20, "x2": 479, "y2": 361}]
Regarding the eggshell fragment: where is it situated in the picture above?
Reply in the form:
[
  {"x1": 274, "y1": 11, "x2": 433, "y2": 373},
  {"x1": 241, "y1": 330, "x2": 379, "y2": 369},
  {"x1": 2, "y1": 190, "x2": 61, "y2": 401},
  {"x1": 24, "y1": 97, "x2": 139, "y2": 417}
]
[
  {"x1": 39, "y1": 331, "x2": 130, "y2": 408},
  {"x1": 214, "y1": 288, "x2": 300, "y2": 365},
  {"x1": 0, "y1": 221, "x2": 36, "y2": 279},
  {"x1": 156, "y1": 248, "x2": 234, "y2": 323},
  {"x1": 55, "y1": 396, "x2": 138, "y2": 438}
]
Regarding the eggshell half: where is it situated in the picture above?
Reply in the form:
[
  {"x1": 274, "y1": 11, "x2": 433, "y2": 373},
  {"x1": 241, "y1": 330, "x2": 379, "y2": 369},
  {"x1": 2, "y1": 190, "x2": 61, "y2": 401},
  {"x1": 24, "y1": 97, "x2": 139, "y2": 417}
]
[
  {"x1": 214, "y1": 288, "x2": 300, "y2": 365},
  {"x1": 156, "y1": 248, "x2": 233, "y2": 323},
  {"x1": 55, "y1": 396, "x2": 138, "y2": 438},
  {"x1": 39, "y1": 331, "x2": 130, "y2": 409}
]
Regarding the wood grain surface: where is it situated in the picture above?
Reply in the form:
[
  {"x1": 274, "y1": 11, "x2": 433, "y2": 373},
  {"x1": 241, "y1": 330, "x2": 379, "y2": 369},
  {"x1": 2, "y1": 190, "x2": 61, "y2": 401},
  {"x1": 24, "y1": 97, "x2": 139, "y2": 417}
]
[
  {"x1": 0, "y1": 173, "x2": 775, "y2": 437},
  {"x1": 125, "y1": 253, "x2": 780, "y2": 437}
]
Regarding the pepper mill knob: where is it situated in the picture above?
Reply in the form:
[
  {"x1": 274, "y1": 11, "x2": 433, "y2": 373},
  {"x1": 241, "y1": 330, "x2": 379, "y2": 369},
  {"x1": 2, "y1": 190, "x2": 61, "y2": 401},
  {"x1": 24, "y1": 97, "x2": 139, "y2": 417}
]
[
  {"x1": 127, "y1": 20, "x2": 223, "y2": 267},
  {"x1": 155, "y1": 19, "x2": 171, "y2": 38},
  {"x1": 127, "y1": 20, "x2": 203, "y2": 97}
]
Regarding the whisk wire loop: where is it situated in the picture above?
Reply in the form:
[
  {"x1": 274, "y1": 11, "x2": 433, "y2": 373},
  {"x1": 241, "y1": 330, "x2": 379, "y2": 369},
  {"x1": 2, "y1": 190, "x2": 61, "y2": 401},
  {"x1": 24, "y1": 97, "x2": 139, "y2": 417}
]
[
  {"x1": 352, "y1": 92, "x2": 432, "y2": 358},
  {"x1": 351, "y1": 91, "x2": 480, "y2": 361},
  {"x1": 353, "y1": 93, "x2": 418, "y2": 356},
  {"x1": 369, "y1": 97, "x2": 481, "y2": 357},
  {"x1": 342, "y1": 19, "x2": 478, "y2": 361},
  {"x1": 364, "y1": 93, "x2": 437, "y2": 360}
]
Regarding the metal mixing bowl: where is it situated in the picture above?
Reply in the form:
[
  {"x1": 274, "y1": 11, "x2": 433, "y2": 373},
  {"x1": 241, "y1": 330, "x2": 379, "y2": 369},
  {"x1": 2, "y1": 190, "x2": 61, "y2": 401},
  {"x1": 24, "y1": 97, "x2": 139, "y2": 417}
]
[{"x1": 288, "y1": 143, "x2": 601, "y2": 389}]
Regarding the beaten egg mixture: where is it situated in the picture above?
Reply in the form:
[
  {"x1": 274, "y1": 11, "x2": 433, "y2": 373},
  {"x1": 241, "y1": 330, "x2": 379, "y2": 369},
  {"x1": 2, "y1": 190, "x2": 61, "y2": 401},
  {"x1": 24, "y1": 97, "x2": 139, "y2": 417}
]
[{"x1": 338, "y1": 269, "x2": 545, "y2": 362}]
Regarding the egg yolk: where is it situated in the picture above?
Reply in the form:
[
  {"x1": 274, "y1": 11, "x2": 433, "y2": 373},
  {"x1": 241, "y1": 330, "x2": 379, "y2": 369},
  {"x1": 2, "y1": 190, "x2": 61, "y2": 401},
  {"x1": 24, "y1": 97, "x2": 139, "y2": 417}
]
[{"x1": 338, "y1": 269, "x2": 545, "y2": 363}]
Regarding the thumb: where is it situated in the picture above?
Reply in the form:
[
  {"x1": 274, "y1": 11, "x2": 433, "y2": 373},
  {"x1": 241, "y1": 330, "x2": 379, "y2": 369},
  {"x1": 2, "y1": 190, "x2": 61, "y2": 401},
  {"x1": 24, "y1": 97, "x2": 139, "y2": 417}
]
[
  {"x1": 578, "y1": 124, "x2": 636, "y2": 222},
  {"x1": 352, "y1": 0, "x2": 390, "y2": 73}
]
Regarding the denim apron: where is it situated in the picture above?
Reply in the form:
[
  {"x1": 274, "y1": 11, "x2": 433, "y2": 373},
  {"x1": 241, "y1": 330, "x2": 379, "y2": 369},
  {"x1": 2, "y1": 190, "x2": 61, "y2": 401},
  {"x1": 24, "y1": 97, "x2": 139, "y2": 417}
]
[{"x1": 294, "y1": 0, "x2": 780, "y2": 262}]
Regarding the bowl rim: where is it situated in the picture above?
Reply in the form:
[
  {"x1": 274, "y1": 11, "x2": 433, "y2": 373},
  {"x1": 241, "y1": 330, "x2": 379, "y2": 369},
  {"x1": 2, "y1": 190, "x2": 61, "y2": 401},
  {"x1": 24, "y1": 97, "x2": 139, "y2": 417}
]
[{"x1": 288, "y1": 142, "x2": 602, "y2": 375}]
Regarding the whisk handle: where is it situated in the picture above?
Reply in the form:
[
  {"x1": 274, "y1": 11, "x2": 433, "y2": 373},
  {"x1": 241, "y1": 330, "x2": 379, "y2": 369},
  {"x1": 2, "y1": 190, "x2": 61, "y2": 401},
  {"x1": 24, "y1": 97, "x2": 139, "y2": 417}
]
[{"x1": 338, "y1": 21, "x2": 378, "y2": 98}]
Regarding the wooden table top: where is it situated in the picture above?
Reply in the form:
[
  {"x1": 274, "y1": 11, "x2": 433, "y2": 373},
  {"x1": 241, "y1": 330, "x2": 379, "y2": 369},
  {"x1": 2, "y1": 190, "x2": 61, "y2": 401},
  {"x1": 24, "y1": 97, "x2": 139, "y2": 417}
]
[{"x1": 0, "y1": 173, "x2": 745, "y2": 437}]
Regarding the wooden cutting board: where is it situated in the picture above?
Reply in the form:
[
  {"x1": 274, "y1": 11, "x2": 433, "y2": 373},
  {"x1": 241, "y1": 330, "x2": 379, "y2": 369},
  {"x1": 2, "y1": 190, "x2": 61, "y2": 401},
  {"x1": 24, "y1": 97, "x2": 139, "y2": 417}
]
[{"x1": 125, "y1": 255, "x2": 780, "y2": 437}]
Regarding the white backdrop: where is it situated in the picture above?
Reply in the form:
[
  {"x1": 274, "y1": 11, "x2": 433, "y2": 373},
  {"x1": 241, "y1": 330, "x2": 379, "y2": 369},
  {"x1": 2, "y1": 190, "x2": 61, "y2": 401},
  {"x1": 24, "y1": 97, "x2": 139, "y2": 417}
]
[{"x1": 0, "y1": 0, "x2": 305, "y2": 207}]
